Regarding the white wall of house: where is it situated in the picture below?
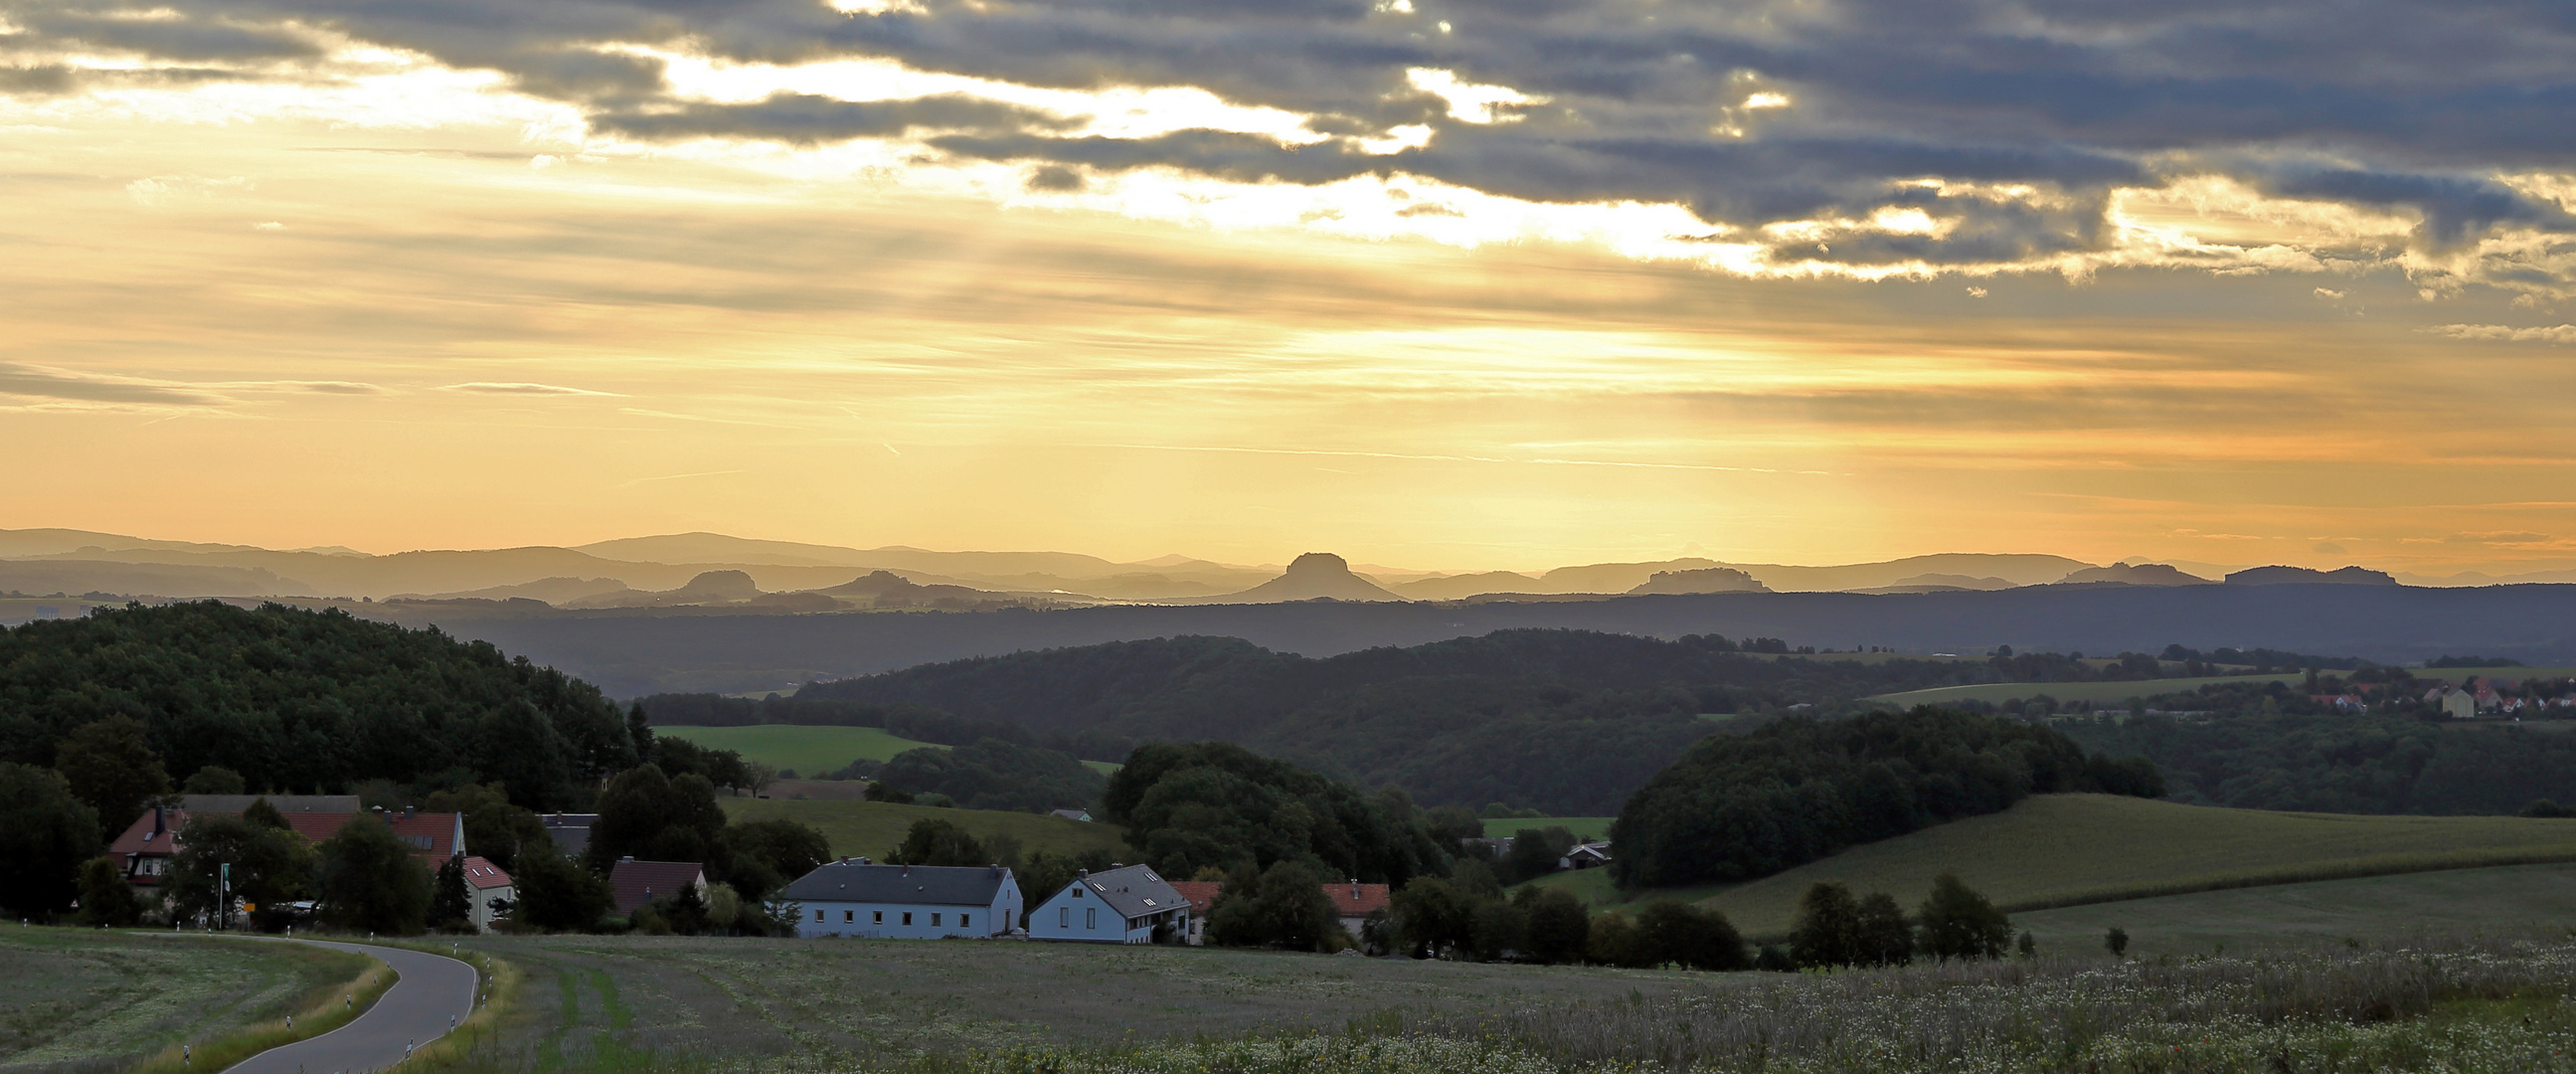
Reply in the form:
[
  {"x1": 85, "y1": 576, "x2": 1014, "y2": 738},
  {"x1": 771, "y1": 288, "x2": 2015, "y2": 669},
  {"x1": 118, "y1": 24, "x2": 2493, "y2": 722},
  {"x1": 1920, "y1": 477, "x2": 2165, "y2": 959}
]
[
  {"x1": 794, "y1": 892, "x2": 1021, "y2": 939},
  {"x1": 471, "y1": 885, "x2": 514, "y2": 933},
  {"x1": 1026, "y1": 883, "x2": 1178, "y2": 944}
]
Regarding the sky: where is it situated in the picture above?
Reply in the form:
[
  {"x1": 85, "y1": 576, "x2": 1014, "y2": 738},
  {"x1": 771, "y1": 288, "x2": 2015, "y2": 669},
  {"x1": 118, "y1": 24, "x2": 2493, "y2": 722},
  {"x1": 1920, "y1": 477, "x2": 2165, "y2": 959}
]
[{"x1": 5, "y1": 0, "x2": 2576, "y2": 575}]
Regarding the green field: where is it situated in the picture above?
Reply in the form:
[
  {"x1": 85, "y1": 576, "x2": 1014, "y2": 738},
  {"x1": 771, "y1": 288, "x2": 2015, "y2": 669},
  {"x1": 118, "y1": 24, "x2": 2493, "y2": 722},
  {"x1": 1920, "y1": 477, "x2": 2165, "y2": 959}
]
[
  {"x1": 656, "y1": 724, "x2": 944, "y2": 774},
  {"x1": 1481, "y1": 816, "x2": 1615, "y2": 839},
  {"x1": 1524, "y1": 794, "x2": 2576, "y2": 937},
  {"x1": 2015, "y1": 861, "x2": 2576, "y2": 959},
  {"x1": 1866, "y1": 673, "x2": 2308, "y2": 707},
  {"x1": 719, "y1": 797, "x2": 1130, "y2": 861},
  {"x1": 1868, "y1": 665, "x2": 2576, "y2": 708},
  {"x1": 0, "y1": 929, "x2": 374, "y2": 1071}
]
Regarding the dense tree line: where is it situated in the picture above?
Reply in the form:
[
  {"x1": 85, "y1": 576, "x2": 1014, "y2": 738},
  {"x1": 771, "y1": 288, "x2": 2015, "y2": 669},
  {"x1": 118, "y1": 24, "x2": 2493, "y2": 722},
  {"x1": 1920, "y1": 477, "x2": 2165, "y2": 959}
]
[
  {"x1": 1611, "y1": 707, "x2": 2163, "y2": 889},
  {"x1": 2057, "y1": 709, "x2": 2576, "y2": 815},
  {"x1": 723, "y1": 630, "x2": 2221, "y2": 813},
  {"x1": 874, "y1": 739, "x2": 1107, "y2": 812},
  {"x1": 0, "y1": 603, "x2": 638, "y2": 809},
  {"x1": 1102, "y1": 742, "x2": 1445, "y2": 885}
]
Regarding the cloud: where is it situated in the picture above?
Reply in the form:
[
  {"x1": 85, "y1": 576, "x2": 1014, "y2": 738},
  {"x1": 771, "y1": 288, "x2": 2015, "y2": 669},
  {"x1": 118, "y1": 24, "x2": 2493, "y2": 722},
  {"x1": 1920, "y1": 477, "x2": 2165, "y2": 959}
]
[
  {"x1": 438, "y1": 382, "x2": 624, "y2": 397},
  {"x1": 11, "y1": 0, "x2": 2576, "y2": 286},
  {"x1": 0, "y1": 362, "x2": 227, "y2": 407},
  {"x1": 2430, "y1": 323, "x2": 2576, "y2": 344}
]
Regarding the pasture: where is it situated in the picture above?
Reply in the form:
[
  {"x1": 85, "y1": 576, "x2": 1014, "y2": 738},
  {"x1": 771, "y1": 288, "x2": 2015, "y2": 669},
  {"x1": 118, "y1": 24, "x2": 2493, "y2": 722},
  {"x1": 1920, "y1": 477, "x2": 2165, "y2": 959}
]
[
  {"x1": 0, "y1": 929, "x2": 374, "y2": 1073},
  {"x1": 1525, "y1": 794, "x2": 2576, "y2": 937},
  {"x1": 2015, "y1": 861, "x2": 2576, "y2": 958},
  {"x1": 654, "y1": 724, "x2": 942, "y2": 774},
  {"x1": 718, "y1": 798, "x2": 1129, "y2": 861},
  {"x1": 1480, "y1": 817, "x2": 1614, "y2": 840}
]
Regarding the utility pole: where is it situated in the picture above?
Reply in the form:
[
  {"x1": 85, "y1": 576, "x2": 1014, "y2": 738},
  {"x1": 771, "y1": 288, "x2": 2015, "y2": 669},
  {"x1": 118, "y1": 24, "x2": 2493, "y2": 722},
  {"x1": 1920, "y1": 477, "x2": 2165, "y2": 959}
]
[{"x1": 219, "y1": 862, "x2": 231, "y2": 931}]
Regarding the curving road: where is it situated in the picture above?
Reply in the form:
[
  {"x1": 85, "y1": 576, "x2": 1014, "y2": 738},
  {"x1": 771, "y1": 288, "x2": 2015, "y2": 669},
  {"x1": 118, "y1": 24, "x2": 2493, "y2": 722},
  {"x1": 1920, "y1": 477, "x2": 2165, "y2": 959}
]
[{"x1": 224, "y1": 940, "x2": 479, "y2": 1074}]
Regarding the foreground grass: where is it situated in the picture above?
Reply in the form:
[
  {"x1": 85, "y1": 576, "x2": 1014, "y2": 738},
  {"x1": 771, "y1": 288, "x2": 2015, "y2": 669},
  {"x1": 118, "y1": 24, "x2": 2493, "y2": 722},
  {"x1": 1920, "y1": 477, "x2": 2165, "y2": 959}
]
[
  {"x1": 0, "y1": 928, "x2": 377, "y2": 1074},
  {"x1": 655, "y1": 725, "x2": 945, "y2": 773},
  {"x1": 2015, "y1": 860, "x2": 2576, "y2": 958},
  {"x1": 718, "y1": 799, "x2": 1129, "y2": 861},
  {"x1": 411, "y1": 935, "x2": 2576, "y2": 1074},
  {"x1": 122, "y1": 942, "x2": 395, "y2": 1074},
  {"x1": 1527, "y1": 794, "x2": 2576, "y2": 935}
]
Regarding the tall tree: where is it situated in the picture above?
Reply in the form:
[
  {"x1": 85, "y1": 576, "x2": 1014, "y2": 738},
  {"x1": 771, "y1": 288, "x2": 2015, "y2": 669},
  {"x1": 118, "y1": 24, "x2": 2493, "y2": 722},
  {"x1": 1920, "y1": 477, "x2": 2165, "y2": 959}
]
[
  {"x1": 1854, "y1": 892, "x2": 1915, "y2": 967},
  {"x1": 423, "y1": 783, "x2": 550, "y2": 872},
  {"x1": 316, "y1": 813, "x2": 431, "y2": 935},
  {"x1": 588, "y1": 765, "x2": 726, "y2": 869},
  {"x1": 511, "y1": 848, "x2": 611, "y2": 932},
  {"x1": 1517, "y1": 887, "x2": 1591, "y2": 965},
  {"x1": 884, "y1": 819, "x2": 988, "y2": 867},
  {"x1": 1789, "y1": 882, "x2": 1862, "y2": 968},
  {"x1": 429, "y1": 855, "x2": 473, "y2": 931},
  {"x1": 75, "y1": 856, "x2": 143, "y2": 927},
  {"x1": 717, "y1": 818, "x2": 829, "y2": 900},
  {"x1": 54, "y1": 714, "x2": 170, "y2": 834},
  {"x1": 168, "y1": 813, "x2": 312, "y2": 925},
  {"x1": 0, "y1": 763, "x2": 100, "y2": 920},
  {"x1": 1917, "y1": 873, "x2": 2011, "y2": 962},
  {"x1": 182, "y1": 766, "x2": 247, "y2": 795}
]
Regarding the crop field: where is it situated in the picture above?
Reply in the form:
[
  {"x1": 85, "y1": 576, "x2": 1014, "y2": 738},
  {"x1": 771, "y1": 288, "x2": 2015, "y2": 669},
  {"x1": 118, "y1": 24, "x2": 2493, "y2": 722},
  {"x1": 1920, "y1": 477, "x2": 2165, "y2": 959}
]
[
  {"x1": 1480, "y1": 817, "x2": 1614, "y2": 839},
  {"x1": 718, "y1": 798, "x2": 1129, "y2": 861},
  {"x1": 409, "y1": 932, "x2": 2576, "y2": 1074},
  {"x1": 2014, "y1": 861, "x2": 2576, "y2": 959},
  {"x1": 1524, "y1": 794, "x2": 2576, "y2": 937},
  {"x1": 655, "y1": 725, "x2": 944, "y2": 774},
  {"x1": 439, "y1": 933, "x2": 1721, "y2": 1066},
  {"x1": 0, "y1": 929, "x2": 373, "y2": 1073}
]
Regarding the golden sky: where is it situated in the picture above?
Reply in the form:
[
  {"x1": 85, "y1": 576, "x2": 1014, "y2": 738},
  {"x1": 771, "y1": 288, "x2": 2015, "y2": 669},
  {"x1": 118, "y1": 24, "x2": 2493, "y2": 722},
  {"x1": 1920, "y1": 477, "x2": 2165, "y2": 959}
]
[{"x1": 5, "y1": 1, "x2": 2576, "y2": 575}]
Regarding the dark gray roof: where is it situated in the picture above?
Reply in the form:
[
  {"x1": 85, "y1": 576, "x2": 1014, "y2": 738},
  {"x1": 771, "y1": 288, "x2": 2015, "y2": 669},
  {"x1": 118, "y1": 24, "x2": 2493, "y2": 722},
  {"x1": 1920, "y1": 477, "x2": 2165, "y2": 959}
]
[
  {"x1": 778, "y1": 862, "x2": 1012, "y2": 907},
  {"x1": 1056, "y1": 864, "x2": 1184, "y2": 920},
  {"x1": 542, "y1": 813, "x2": 599, "y2": 855}
]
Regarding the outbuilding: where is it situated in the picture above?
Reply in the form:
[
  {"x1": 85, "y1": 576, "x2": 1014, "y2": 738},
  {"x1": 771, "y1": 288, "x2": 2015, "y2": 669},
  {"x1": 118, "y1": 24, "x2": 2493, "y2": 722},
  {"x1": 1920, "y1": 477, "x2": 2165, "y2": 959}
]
[
  {"x1": 1026, "y1": 864, "x2": 1187, "y2": 944},
  {"x1": 779, "y1": 859, "x2": 1023, "y2": 939}
]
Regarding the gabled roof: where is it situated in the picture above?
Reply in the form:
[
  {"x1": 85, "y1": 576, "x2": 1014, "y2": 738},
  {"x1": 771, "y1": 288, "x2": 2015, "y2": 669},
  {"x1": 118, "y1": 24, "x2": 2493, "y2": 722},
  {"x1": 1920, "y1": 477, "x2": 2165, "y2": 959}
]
[
  {"x1": 1324, "y1": 881, "x2": 1391, "y2": 918},
  {"x1": 776, "y1": 861, "x2": 1013, "y2": 907},
  {"x1": 1167, "y1": 880, "x2": 1223, "y2": 915},
  {"x1": 609, "y1": 859, "x2": 706, "y2": 914},
  {"x1": 542, "y1": 813, "x2": 600, "y2": 855},
  {"x1": 108, "y1": 806, "x2": 461, "y2": 861},
  {"x1": 1045, "y1": 864, "x2": 1183, "y2": 921},
  {"x1": 459, "y1": 856, "x2": 514, "y2": 891}
]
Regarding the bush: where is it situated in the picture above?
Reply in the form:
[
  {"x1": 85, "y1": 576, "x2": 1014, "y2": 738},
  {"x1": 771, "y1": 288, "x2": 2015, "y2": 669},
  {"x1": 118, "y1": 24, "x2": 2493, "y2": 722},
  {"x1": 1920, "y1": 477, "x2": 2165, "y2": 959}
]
[
  {"x1": 75, "y1": 856, "x2": 142, "y2": 927},
  {"x1": 511, "y1": 847, "x2": 612, "y2": 932},
  {"x1": 0, "y1": 762, "x2": 98, "y2": 921},
  {"x1": 1636, "y1": 900, "x2": 1750, "y2": 971},
  {"x1": 1917, "y1": 873, "x2": 2011, "y2": 962},
  {"x1": 588, "y1": 765, "x2": 726, "y2": 870},
  {"x1": 1207, "y1": 859, "x2": 1340, "y2": 951},
  {"x1": 317, "y1": 813, "x2": 432, "y2": 935},
  {"x1": 1517, "y1": 888, "x2": 1590, "y2": 964}
]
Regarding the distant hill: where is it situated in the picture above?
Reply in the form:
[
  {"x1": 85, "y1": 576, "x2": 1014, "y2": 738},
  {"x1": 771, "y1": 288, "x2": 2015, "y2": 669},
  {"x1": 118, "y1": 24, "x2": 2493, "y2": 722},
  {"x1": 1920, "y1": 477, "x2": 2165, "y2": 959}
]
[
  {"x1": 2059, "y1": 563, "x2": 2211, "y2": 586},
  {"x1": 1627, "y1": 567, "x2": 1769, "y2": 595},
  {"x1": 2227, "y1": 565, "x2": 2399, "y2": 586},
  {"x1": 403, "y1": 582, "x2": 2576, "y2": 696},
  {"x1": 1179, "y1": 552, "x2": 1403, "y2": 604},
  {"x1": 1392, "y1": 571, "x2": 1544, "y2": 600}
]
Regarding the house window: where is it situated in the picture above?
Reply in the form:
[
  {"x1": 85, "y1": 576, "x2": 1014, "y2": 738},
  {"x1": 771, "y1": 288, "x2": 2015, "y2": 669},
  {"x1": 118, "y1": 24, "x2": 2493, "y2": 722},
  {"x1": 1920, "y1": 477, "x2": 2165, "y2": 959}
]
[
  {"x1": 813, "y1": 909, "x2": 824, "y2": 922},
  {"x1": 931, "y1": 913, "x2": 943, "y2": 927},
  {"x1": 1086, "y1": 908, "x2": 1097, "y2": 930},
  {"x1": 1059, "y1": 906, "x2": 1069, "y2": 928},
  {"x1": 873, "y1": 911, "x2": 883, "y2": 924},
  {"x1": 843, "y1": 910, "x2": 854, "y2": 923},
  {"x1": 959, "y1": 914, "x2": 970, "y2": 929},
  {"x1": 902, "y1": 912, "x2": 913, "y2": 926},
  {"x1": 1072, "y1": 887, "x2": 1084, "y2": 898}
]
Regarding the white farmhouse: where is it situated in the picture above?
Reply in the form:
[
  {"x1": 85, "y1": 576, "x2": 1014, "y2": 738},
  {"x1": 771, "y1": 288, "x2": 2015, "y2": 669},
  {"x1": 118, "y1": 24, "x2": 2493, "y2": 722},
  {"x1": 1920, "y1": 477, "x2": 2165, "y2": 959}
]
[
  {"x1": 779, "y1": 859, "x2": 1024, "y2": 939},
  {"x1": 1027, "y1": 864, "x2": 1189, "y2": 944}
]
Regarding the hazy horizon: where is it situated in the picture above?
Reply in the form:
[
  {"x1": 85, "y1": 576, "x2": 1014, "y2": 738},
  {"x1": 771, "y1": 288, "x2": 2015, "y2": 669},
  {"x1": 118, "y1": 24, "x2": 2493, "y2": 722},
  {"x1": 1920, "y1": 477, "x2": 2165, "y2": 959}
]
[{"x1": 7, "y1": 1, "x2": 2575, "y2": 576}]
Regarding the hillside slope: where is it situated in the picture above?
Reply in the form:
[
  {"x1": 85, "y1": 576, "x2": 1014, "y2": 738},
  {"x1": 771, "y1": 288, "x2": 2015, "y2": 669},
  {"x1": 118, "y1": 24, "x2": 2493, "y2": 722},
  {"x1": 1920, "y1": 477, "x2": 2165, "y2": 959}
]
[{"x1": 1534, "y1": 794, "x2": 2576, "y2": 936}]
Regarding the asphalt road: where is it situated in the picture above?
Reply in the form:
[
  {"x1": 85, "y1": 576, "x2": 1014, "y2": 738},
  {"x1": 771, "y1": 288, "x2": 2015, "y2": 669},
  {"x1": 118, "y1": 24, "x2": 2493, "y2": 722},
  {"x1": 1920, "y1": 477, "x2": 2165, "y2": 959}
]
[{"x1": 224, "y1": 939, "x2": 478, "y2": 1074}]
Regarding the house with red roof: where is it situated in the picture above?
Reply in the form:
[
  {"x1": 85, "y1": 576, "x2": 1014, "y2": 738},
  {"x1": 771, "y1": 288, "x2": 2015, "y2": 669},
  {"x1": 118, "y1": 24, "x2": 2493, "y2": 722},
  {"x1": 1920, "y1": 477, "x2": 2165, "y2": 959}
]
[
  {"x1": 608, "y1": 857, "x2": 708, "y2": 916},
  {"x1": 1167, "y1": 880, "x2": 1223, "y2": 944},
  {"x1": 1325, "y1": 879, "x2": 1391, "y2": 939},
  {"x1": 459, "y1": 856, "x2": 515, "y2": 932},
  {"x1": 108, "y1": 803, "x2": 466, "y2": 892}
]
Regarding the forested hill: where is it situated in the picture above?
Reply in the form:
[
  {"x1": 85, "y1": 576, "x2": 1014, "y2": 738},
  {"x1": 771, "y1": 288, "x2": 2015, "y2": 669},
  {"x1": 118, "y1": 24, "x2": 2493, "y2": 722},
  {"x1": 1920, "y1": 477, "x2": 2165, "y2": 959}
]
[
  {"x1": 0, "y1": 602, "x2": 637, "y2": 809},
  {"x1": 670, "y1": 630, "x2": 2185, "y2": 813}
]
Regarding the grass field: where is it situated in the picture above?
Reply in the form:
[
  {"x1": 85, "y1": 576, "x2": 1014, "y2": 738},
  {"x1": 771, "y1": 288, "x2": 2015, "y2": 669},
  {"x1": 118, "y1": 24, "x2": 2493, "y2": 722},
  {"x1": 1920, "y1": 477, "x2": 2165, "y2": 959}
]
[
  {"x1": 1868, "y1": 665, "x2": 2576, "y2": 708},
  {"x1": 719, "y1": 797, "x2": 1130, "y2": 861},
  {"x1": 1480, "y1": 817, "x2": 1615, "y2": 839},
  {"x1": 2015, "y1": 861, "x2": 2576, "y2": 959},
  {"x1": 655, "y1": 725, "x2": 943, "y2": 774},
  {"x1": 0, "y1": 929, "x2": 375, "y2": 1072},
  {"x1": 1522, "y1": 794, "x2": 2576, "y2": 937}
]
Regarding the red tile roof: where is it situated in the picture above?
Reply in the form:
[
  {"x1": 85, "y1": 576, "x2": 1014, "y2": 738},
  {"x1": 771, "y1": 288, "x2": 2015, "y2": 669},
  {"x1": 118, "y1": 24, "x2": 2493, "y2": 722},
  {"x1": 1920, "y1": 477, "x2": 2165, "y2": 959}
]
[
  {"x1": 1325, "y1": 881, "x2": 1391, "y2": 918},
  {"x1": 609, "y1": 859, "x2": 706, "y2": 914},
  {"x1": 459, "y1": 856, "x2": 514, "y2": 891},
  {"x1": 107, "y1": 806, "x2": 463, "y2": 885},
  {"x1": 1167, "y1": 880, "x2": 1223, "y2": 915}
]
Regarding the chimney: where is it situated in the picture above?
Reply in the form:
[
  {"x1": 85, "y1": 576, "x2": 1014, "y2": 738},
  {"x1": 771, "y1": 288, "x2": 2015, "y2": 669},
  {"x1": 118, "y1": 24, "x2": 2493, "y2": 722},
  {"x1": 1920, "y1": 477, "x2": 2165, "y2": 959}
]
[
  {"x1": 1076, "y1": 868, "x2": 1089, "y2": 879},
  {"x1": 902, "y1": 864, "x2": 910, "y2": 876},
  {"x1": 621, "y1": 855, "x2": 635, "y2": 862},
  {"x1": 403, "y1": 805, "x2": 415, "y2": 819},
  {"x1": 1351, "y1": 879, "x2": 1360, "y2": 898}
]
